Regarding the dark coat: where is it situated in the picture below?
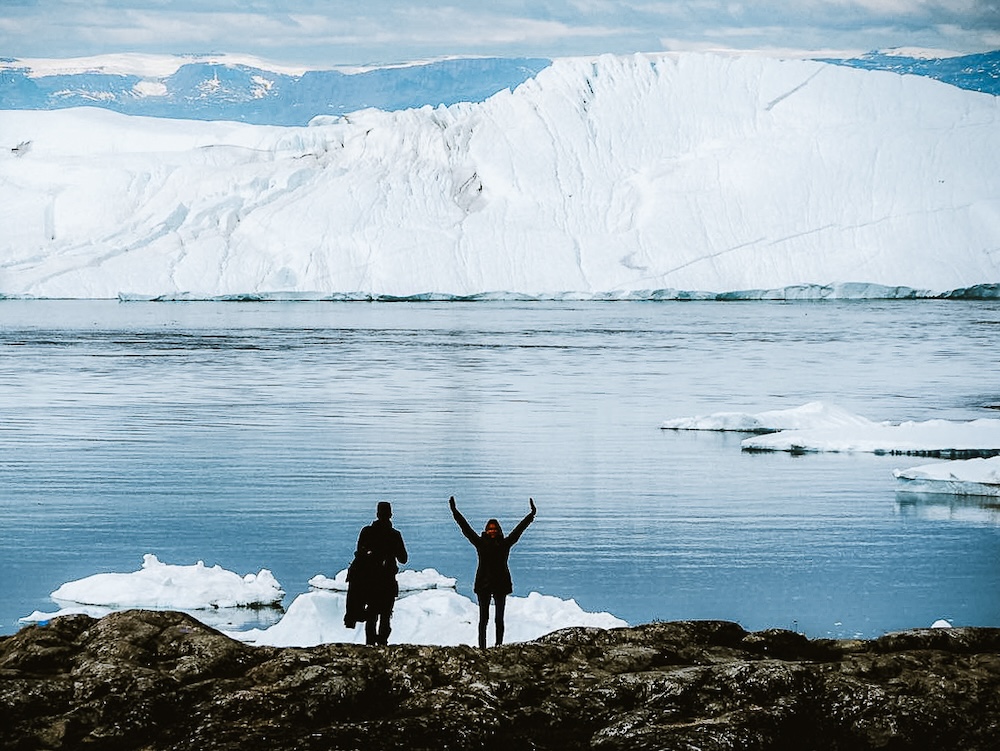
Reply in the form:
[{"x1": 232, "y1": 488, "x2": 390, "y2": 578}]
[
  {"x1": 345, "y1": 518, "x2": 407, "y2": 626},
  {"x1": 453, "y1": 509, "x2": 534, "y2": 595}
]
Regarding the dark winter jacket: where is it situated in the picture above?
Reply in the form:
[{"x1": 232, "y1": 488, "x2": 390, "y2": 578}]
[
  {"x1": 453, "y1": 508, "x2": 534, "y2": 595},
  {"x1": 347, "y1": 517, "x2": 407, "y2": 617},
  {"x1": 356, "y1": 518, "x2": 408, "y2": 586}
]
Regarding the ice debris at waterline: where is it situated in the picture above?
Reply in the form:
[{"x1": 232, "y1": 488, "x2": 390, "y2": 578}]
[
  {"x1": 2, "y1": 52, "x2": 1000, "y2": 299},
  {"x1": 51, "y1": 554, "x2": 283, "y2": 609},
  {"x1": 19, "y1": 558, "x2": 627, "y2": 648},
  {"x1": 894, "y1": 456, "x2": 1000, "y2": 498},
  {"x1": 19, "y1": 554, "x2": 286, "y2": 632},
  {"x1": 660, "y1": 401, "x2": 871, "y2": 434},
  {"x1": 662, "y1": 401, "x2": 1000, "y2": 459}
]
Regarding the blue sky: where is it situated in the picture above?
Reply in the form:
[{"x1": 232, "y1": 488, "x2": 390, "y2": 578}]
[{"x1": 2, "y1": 0, "x2": 998, "y2": 65}]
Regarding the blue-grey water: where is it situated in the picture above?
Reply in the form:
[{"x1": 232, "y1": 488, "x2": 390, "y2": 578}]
[{"x1": 1, "y1": 299, "x2": 998, "y2": 639}]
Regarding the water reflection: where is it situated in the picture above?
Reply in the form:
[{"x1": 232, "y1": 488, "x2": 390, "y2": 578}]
[{"x1": 896, "y1": 492, "x2": 1000, "y2": 525}]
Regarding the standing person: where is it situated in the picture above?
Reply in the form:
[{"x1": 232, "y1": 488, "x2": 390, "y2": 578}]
[
  {"x1": 449, "y1": 495, "x2": 536, "y2": 649},
  {"x1": 353, "y1": 501, "x2": 408, "y2": 645}
]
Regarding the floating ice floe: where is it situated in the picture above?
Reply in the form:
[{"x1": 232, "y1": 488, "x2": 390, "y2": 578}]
[
  {"x1": 20, "y1": 554, "x2": 285, "y2": 627},
  {"x1": 663, "y1": 402, "x2": 1000, "y2": 459},
  {"x1": 19, "y1": 557, "x2": 627, "y2": 647},
  {"x1": 893, "y1": 456, "x2": 1000, "y2": 497},
  {"x1": 744, "y1": 417, "x2": 1000, "y2": 457},
  {"x1": 660, "y1": 401, "x2": 871, "y2": 433},
  {"x1": 49, "y1": 553, "x2": 284, "y2": 608}
]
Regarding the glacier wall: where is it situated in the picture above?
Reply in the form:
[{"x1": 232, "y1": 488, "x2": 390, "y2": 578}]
[{"x1": 1, "y1": 52, "x2": 999, "y2": 300}]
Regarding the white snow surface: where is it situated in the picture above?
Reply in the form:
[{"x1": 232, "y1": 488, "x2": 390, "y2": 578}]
[
  {"x1": 894, "y1": 456, "x2": 1000, "y2": 497},
  {"x1": 45, "y1": 553, "x2": 284, "y2": 609},
  {"x1": 308, "y1": 567, "x2": 457, "y2": 592},
  {"x1": 2, "y1": 52, "x2": 999, "y2": 299},
  {"x1": 660, "y1": 401, "x2": 872, "y2": 433},
  {"x1": 742, "y1": 417, "x2": 1000, "y2": 456},
  {"x1": 231, "y1": 587, "x2": 627, "y2": 648},
  {"x1": 664, "y1": 402, "x2": 1000, "y2": 458},
  {"x1": 20, "y1": 556, "x2": 627, "y2": 647}
]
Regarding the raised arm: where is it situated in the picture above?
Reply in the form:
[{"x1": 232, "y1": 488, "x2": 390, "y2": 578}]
[
  {"x1": 449, "y1": 496, "x2": 479, "y2": 545},
  {"x1": 506, "y1": 498, "x2": 537, "y2": 546}
]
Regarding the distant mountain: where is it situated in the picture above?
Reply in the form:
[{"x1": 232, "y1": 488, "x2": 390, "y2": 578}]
[
  {"x1": 0, "y1": 57, "x2": 553, "y2": 125},
  {"x1": 820, "y1": 50, "x2": 1000, "y2": 95},
  {"x1": 1, "y1": 51, "x2": 997, "y2": 127}
]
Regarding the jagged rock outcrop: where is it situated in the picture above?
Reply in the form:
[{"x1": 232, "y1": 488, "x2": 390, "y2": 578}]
[{"x1": 1, "y1": 610, "x2": 998, "y2": 750}]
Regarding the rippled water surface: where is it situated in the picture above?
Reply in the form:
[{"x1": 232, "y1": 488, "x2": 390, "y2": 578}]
[{"x1": 1, "y1": 299, "x2": 998, "y2": 637}]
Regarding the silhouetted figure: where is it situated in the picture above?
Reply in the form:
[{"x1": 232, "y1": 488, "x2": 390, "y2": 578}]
[
  {"x1": 449, "y1": 495, "x2": 536, "y2": 648},
  {"x1": 348, "y1": 501, "x2": 408, "y2": 645}
]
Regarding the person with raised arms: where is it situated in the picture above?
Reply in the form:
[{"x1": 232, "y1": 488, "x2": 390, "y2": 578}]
[{"x1": 449, "y1": 495, "x2": 536, "y2": 649}]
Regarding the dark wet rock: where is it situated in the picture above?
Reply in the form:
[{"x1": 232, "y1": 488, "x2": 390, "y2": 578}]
[{"x1": 1, "y1": 610, "x2": 998, "y2": 750}]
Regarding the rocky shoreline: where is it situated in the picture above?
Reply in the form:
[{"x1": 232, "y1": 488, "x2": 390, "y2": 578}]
[{"x1": 2, "y1": 610, "x2": 999, "y2": 750}]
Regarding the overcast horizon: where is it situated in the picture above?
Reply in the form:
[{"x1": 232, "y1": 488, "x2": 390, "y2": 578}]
[{"x1": 2, "y1": 1, "x2": 998, "y2": 69}]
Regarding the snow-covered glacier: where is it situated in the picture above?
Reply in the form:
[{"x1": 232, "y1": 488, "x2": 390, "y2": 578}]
[{"x1": 2, "y1": 52, "x2": 999, "y2": 300}]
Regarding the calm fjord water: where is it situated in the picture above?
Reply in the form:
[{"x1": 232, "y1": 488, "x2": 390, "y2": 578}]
[{"x1": 1, "y1": 299, "x2": 998, "y2": 638}]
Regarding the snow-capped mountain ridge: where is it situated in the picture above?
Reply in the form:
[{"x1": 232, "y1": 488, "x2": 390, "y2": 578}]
[
  {"x1": 820, "y1": 50, "x2": 1000, "y2": 98},
  {"x1": 1, "y1": 50, "x2": 998, "y2": 127},
  {"x1": 1, "y1": 56, "x2": 552, "y2": 126}
]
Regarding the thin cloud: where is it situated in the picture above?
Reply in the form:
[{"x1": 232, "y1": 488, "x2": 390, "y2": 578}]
[{"x1": 0, "y1": 0, "x2": 995, "y2": 65}]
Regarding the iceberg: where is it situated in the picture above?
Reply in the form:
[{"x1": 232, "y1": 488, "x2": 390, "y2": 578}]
[
  {"x1": 742, "y1": 417, "x2": 1000, "y2": 457},
  {"x1": 894, "y1": 456, "x2": 1000, "y2": 497},
  {"x1": 2, "y1": 52, "x2": 999, "y2": 300},
  {"x1": 662, "y1": 402, "x2": 1000, "y2": 457},
  {"x1": 21, "y1": 555, "x2": 288, "y2": 631},
  {"x1": 660, "y1": 401, "x2": 872, "y2": 433},
  {"x1": 43, "y1": 553, "x2": 284, "y2": 610}
]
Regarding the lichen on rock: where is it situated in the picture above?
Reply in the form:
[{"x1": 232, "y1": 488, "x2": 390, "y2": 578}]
[{"x1": 2, "y1": 610, "x2": 999, "y2": 750}]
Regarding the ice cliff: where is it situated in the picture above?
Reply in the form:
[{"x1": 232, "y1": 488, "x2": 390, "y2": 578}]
[{"x1": 1, "y1": 52, "x2": 998, "y2": 300}]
